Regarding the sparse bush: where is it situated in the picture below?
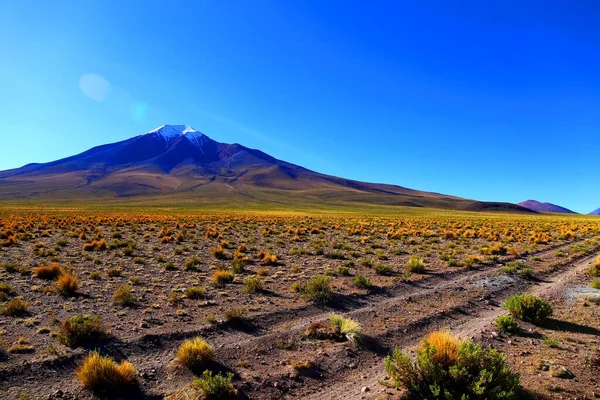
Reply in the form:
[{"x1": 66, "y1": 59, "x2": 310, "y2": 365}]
[
  {"x1": 503, "y1": 294, "x2": 552, "y2": 325},
  {"x1": 107, "y1": 268, "x2": 122, "y2": 277},
  {"x1": 242, "y1": 276, "x2": 263, "y2": 294},
  {"x1": 83, "y1": 239, "x2": 107, "y2": 251},
  {"x1": 76, "y1": 351, "x2": 136, "y2": 391},
  {"x1": 519, "y1": 267, "x2": 533, "y2": 279},
  {"x1": 33, "y1": 263, "x2": 63, "y2": 280},
  {"x1": 261, "y1": 252, "x2": 278, "y2": 265},
  {"x1": 7, "y1": 337, "x2": 34, "y2": 353},
  {"x1": 183, "y1": 256, "x2": 200, "y2": 271},
  {"x1": 191, "y1": 370, "x2": 235, "y2": 399},
  {"x1": 374, "y1": 264, "x2": 394, "y2": 275},
  {"x1": 325, "y1": 251, "x2": 346, "y2": 260},
  {"x1": 113, "y1": 285, "x2": 136, "y2": 307},
  {"x1": 543, "y1": 337, "x2": 560, "y2": 348},
  {"x1": 2, "y1": 297, "x2": 29, "y2": 316},
  {"x1": 329, "y1": 313, "x2": 361, "y2": 337},
  {"x1": 56, "y1": 272, "x2": 79, "y2": 296},
  {"x1": 176, "y1": 337, "x2": 214, "y2": 370},
  {"x1": 211, "y1": 270, "x2": 234, "y2": 286},
  {"x1": 352, "y1": 274, "x2": 372, "y2": 289},
  {"x1": 1, "y1": 262, "x2": 18, "y2": 273},
  {"x1": 210, "y1": 245, "x2": 229, "y2": 260},
  {"x1": 185, "y1": 286, "x2": 206, "y2": 299},
  {"x1": 588, "y1": 257, "x2": 600, "y2": 277},
  {"x1": 384, "y1": 330, "x2": 520, "y2": 399},
  {"x1": 0, "y1": 283, "x2": 13, "y2": 300},
  {"x1": 299, "y1": 275, "x2": 333, "y2": 303},
  {"x1": 359, "y1": 258, "x2": 373, "y2": 268},
  {"x1": 405, "y1": 257, "x2": 426, "y2": 273},
  {"x1": 224, "y1": 307, "x2": 248, "y2": 323},
  {"x1": 58, "y1": 315, "x2": 106, "y2": 347},
  {"x1": 495, "y1": 315, "x2": 519, "y2": 333},
  {"x1": 590, "y1": 278, "x2": 600, "y2": 289},
  {"x1": 89, "y1": 271, "x2": 101, "y2": 280},
  {"x1": 336, "y1": 266, "x2": 351, "y2": 276}
]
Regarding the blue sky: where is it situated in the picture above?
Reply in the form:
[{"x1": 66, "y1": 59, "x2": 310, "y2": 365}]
[{"x1": 1, "y1": 1, "x2": 599, "y2": 213}]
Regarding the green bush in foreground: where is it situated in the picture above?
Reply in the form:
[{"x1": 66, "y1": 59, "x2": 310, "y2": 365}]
[
  {"x1": 58, "y1": 315, "x2": 106, "y2": 347},
  {"x1": 503, "y1": 294, "x2": 552, "y2": 325},
  {"x1": 192, "y1": 370, "x2": 235, "y2": 399},
  {"x1": 405, "y1": 256, "x2": 426, "y2": 274},
  {"x1": 385, "y1": 330, "x2": 520, "y2": 399},
  {"x1": 299, "y1": 275, "x2": 333, "y2": 303},
  {"x1": 495, "y1": 315, "x2": 519, "y2": 334}
]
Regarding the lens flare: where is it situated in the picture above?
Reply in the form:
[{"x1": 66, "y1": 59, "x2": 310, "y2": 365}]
[
  {"x1": 79, "y1": 73, "x2": 111, "y2": 101},
  {"x1": 130, "y1": 102, "x2": 148, "y2": 122}
]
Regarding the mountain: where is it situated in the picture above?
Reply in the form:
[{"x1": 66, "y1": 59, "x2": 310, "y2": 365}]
[
  {"x1": 0, "y1": 125, "x2": 531, "y2": 212},
  {"x1": 517, "y1": 200, "x2": 577, "y2": 214},
  {"x1": 589, "y1": 208, "x2": 600, "y2": 216}
]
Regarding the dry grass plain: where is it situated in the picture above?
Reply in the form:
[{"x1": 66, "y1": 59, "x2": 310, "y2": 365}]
[{"x1": 1, "y1": 205, "x2": 600, "y2": 399}]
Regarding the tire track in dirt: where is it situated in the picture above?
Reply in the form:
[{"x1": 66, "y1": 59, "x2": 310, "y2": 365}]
[{"x1": 296, "y1": 252, "x2": 599, "y2": 400}]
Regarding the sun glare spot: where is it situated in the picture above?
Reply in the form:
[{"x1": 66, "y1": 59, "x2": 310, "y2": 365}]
[{"x1": 79, "y1": 73, "x2": 111, "y2": 101}]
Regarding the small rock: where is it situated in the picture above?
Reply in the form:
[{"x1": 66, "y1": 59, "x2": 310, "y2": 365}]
[
  {"x1": 550, "y1": 365, "x2": 574, "y2": 379},
  {"x1": 361, "y1": 386, "x2": 370, "y2": 393}
]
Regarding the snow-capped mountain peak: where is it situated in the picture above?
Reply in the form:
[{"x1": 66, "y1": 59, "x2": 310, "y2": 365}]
[{"x1": 144, "y1": 125, "x2": 208, "y2": 147}]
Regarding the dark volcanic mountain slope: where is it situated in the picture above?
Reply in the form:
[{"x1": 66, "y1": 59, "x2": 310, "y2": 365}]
[
  {"x1": 518, "y1": 200, "x2": 576, "y2": 214},
  {"x1": 589, "y1": 208, "x2": 600, "y2": 216},
  {"x1": 0, "y1": 125, "x2": 531, "y2": 212}
]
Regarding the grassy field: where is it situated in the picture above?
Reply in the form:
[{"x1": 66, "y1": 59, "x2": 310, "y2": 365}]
[{"x1": 1, "y1": 202, "x2": 600, "y2": 399}]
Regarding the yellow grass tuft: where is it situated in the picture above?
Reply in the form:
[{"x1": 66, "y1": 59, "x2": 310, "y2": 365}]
[
  {"x1": 76, "y1": 351, "x2": 136, "y2": 391},
  {"x1": 176, "y1": 337, "x2": 214, "y2": 370},
  {"x1": 56, "y1": 272, "x2": 79, "y2": 296},
  {"x1": 33, "y1": 263, "x2": 63, "y2": 280},
  {"x1": 420, "y1": 330, "x2": 462, "y2": 367}
]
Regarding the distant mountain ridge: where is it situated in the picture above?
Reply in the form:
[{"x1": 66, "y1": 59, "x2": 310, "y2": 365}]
[
  {"x1": 589, "y1": 208, "x2": 600, "y2": 216},
  {"x1": 0, "y1": 124, "x2": 531, "y2": 212},
  {"x1": 518, "y1": 200, "x2": 577, "y2": 214}
]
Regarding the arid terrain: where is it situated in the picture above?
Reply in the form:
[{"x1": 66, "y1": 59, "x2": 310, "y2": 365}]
[{"x1": 1, "y1": 206, "x2": 599, "y2": 399}]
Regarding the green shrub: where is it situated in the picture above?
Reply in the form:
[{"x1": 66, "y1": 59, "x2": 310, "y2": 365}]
[
  {"x1": 242, "y1": 276, "x2": 263, "y2": 294},
  {"x1": 299, "y1": 275, "x2": 333, "y2": 303},
  {"x1": 588, "y1": 261, "x2": 600, "y2": 277},
  {"x1": 374, "y1": 264, "x2": 394, "y2": 276},
  {"x1": 360, "y1": 258, "x2": 373, "y2": 268},
  {"x1": 224, "y1": 307, "x2": 247, "y2": 323},
  {"x1": 192, "y1": 370, "x2": 235, "y2": 399},
  {"x1": 58, "y1": 315, "x2": 106, "y2": 347},
  {"x1": 495, "y1": 315, "x2": 519, "y2": 334},
  {"x1": 325, "y1": 251, "x2": 346, "y2": 260},
  {"x1": 352, "y1": 274, "x2": 372, "y2": 289},
  {"x1": 1, "y1": 297, "x2": 28, "y2": 316},
  {"x1": 336, "y1": 266, "x2": 351, "y2": 276},
  {"x1": 590, "y1": 278, "x2": 600, "y2": 289},
  {"x1": 503, "y1": 294, "x2": 552, "y2": 325},
  {"x1": 0, "y1": 283, "x2": 13, "y2": 301},
  {"x1": 405, "y1": 257, "x2": 426, "y2": 273},
  {"x1": 384, "y1": 330, "x2": 520, "y2": 399},
  {"x1": 185, "y1": 286, "x2": 206, "y2": 299},
  {"x1": 112, "y1": 285, "x2": 136, "y2": 307},
  {"x1": 183, "y1": 256, "x2": 200, "y2": 271},
  {"x1": 543, "y1": 337, "x2": 560, "y2": 348},
  {"x1": 519, "y1": 268, "x2": 533, "y2": 279}
]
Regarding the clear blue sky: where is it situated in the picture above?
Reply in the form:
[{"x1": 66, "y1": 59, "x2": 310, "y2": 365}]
[{"x1": 1, "y1": 1, "x2": 599, "y2": 213}]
